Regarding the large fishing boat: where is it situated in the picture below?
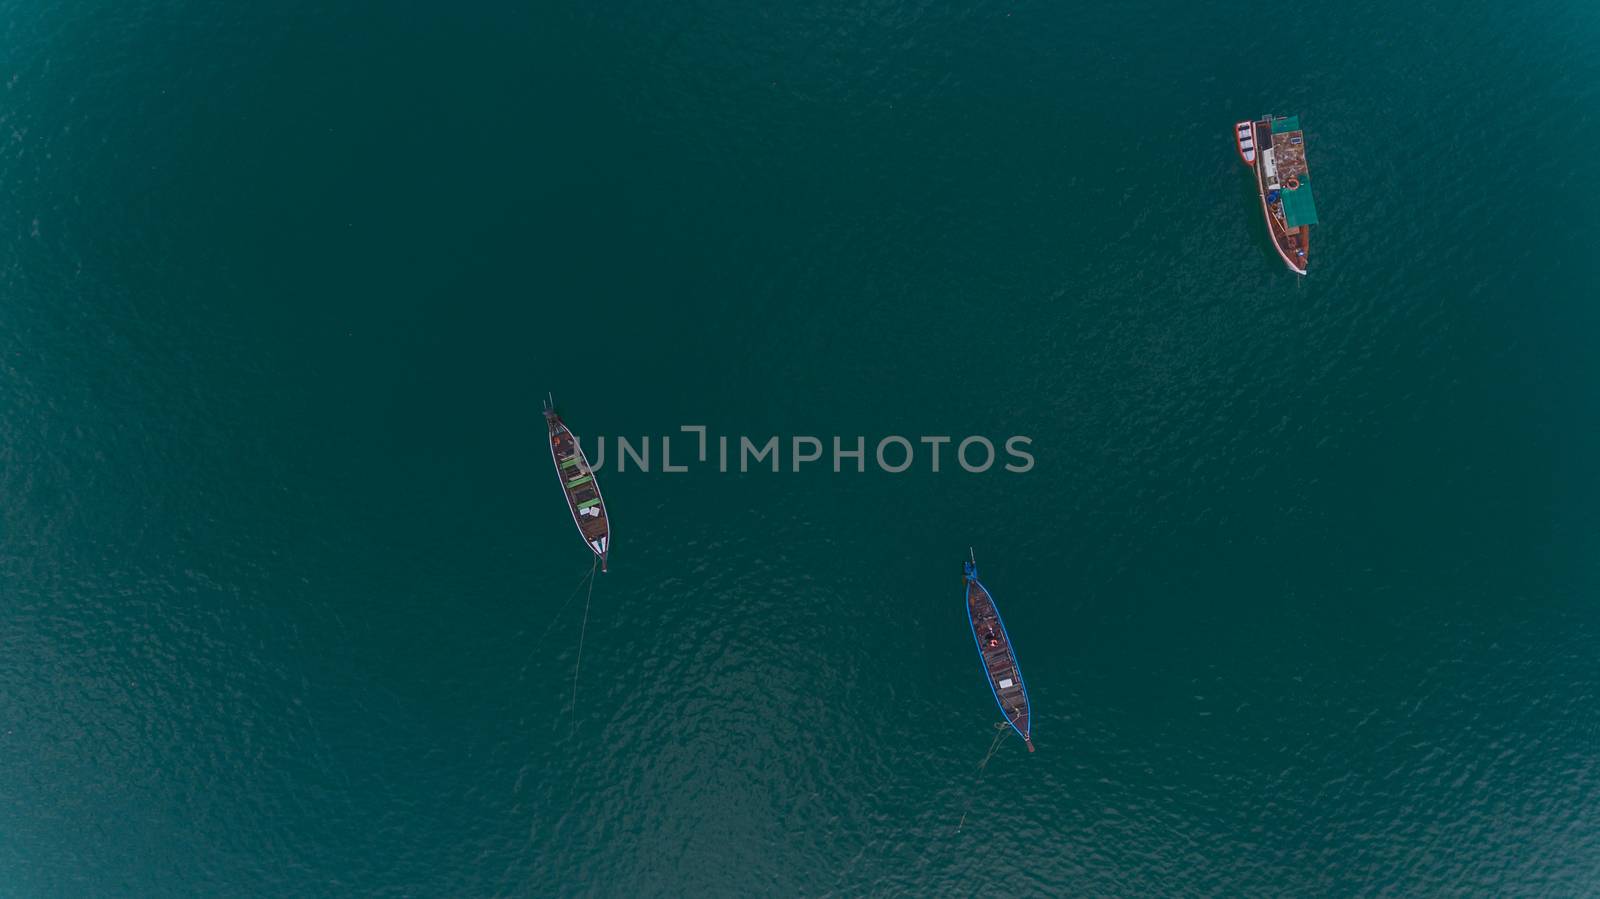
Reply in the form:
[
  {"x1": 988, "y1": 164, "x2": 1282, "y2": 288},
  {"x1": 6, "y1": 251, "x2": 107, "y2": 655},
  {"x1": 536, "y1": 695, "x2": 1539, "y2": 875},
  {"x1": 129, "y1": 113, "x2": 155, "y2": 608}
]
[
  {"x1": 1236, "y1": 114, "x2": 1318, "y2": 274},
  {"x1": 964, "y1": 553, "x2": 1033, "y2": 751},
  {"x1": 545, "y1": 398, "x2": 610, "y2": 571}
]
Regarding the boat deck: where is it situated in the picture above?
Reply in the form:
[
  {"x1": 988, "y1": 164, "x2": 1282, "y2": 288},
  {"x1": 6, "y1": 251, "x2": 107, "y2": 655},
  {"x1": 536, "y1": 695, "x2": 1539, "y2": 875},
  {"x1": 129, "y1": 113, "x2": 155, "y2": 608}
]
[
  {"x1": 550, "y1": 418, "x2": 609, "y2": 555},
  {"x1": 1254, "y1": 119, "x2": 1310, "y2": 274},
  {"x1": 967, "y1": 579, "x2": 1030, "y2": 739},
  {"x1": 1271, "y1": 131, "x2": 1308, "y2": 183}
]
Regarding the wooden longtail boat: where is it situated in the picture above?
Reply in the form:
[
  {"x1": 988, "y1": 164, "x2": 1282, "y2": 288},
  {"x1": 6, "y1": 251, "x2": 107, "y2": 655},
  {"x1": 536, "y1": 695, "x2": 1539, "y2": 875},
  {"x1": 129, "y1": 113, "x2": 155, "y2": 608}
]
[
  {"x1": 964, "y1": 552, "x2": 1033, "y2": 751},
  {"x1": 545, "y1": 397, "x2": 610, "y2": 571},
  {"x1": 1242, "y1": 114, "x2": 1318, "y2": 275}
]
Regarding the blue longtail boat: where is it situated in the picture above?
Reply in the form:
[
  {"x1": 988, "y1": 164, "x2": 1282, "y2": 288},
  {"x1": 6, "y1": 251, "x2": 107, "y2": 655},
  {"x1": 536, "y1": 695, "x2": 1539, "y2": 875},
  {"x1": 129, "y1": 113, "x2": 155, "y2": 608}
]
[{"x1": 964, "y1": 551, "x2": 1033, "y2": 751}]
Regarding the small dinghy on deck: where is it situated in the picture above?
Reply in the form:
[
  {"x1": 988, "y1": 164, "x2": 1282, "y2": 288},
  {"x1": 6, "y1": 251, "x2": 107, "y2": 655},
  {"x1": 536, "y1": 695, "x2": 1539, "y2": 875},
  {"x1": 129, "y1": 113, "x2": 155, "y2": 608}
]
[
  {"x1": 964, "y1": 553, "x2": 1033, "y2": 751},
  {"x1": 545, "y1": 397, "x2": 610, "y2": 571}
]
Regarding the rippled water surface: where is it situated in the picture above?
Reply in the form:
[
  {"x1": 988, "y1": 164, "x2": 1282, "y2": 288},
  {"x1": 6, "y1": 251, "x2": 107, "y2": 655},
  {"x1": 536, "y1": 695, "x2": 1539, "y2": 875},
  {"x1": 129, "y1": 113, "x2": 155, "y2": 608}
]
[{"x1": 2, "y1": 0, "x2": 1598, "y2": 894}]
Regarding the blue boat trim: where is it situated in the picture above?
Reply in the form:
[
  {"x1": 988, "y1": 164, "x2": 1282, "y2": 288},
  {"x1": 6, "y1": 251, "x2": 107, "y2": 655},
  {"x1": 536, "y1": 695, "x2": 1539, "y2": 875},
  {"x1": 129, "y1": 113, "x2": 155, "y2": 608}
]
[{"x1": 964, "y1": 563, "x2": 1032, "y2": 745}]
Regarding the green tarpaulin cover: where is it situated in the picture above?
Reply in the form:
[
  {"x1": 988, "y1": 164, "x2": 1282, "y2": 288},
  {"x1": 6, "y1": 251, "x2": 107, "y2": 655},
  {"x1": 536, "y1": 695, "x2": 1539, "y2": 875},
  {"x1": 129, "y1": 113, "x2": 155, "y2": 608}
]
[
  {"x1": 1271, "y1": 115, "x2": 1301, "y2": 134},
  {"x1": 1282, "y1": 173, "x2": 1319, "y2": 227}
]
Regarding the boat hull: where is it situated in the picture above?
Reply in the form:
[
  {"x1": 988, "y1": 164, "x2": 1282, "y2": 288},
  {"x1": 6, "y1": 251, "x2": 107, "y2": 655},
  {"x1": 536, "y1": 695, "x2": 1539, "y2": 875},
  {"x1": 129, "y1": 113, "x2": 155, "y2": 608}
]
[
  {"x1": 1250, "y1": 116, "x2": 1310, "y2": 275},
  {"x1": 547, "y1": 409, "x2": 610, "y2": 570},
  {"x1": 964, "y1": 561, "x2": 1033, "y2": 750},
  {"x1": 1234, "y1": 120, "x2": 1257, "y2": 166}
]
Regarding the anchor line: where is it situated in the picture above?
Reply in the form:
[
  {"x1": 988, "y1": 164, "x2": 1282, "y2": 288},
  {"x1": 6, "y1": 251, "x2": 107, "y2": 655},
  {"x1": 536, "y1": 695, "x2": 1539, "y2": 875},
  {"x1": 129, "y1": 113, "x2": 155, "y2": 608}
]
[
  {"x1": 956, "y1": 721, "x2": 1011, "y2": 833},
  {"x1": 522, "y1": 561, "x2": 597, "y2": 679},
  {"x1": 569, "y1": 555, "x2": 599, "y2": 735}
]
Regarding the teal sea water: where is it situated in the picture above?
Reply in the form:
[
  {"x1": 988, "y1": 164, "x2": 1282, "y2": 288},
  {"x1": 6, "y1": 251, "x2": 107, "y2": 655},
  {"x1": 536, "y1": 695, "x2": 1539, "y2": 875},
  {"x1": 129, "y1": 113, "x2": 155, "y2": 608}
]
[{"x1": 3, "y1": 0, "x2": 1599, "y2": 894}]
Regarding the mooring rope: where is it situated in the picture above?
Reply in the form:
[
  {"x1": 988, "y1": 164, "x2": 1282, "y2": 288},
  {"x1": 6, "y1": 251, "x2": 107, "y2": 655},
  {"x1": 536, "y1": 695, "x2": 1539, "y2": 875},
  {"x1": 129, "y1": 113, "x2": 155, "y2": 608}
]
[
  {"x1": 956, "y1": 721, "x2": 1011, "y2": 833},
  {"x1": 521, "y1": 561, "x2": 597, "y2": 680},
  {"x1": 569, "y1": 555, "x2": 599, "y2": 736}
]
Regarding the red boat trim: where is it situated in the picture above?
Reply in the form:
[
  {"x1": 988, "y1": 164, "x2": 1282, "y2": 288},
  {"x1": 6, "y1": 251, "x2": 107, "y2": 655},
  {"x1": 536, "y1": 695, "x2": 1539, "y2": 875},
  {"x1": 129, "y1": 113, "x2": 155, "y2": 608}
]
[{"x1": 1233, "y1": 121, "x2": 1257, "y2": 167}]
